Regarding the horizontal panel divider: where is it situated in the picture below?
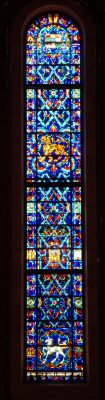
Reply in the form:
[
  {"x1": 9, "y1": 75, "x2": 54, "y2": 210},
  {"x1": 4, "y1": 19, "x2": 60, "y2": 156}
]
[
  {"x1": 26, "y1": 84, "x2": 81, "y2": 89},
  {"x1": 25, "y1": 269, "x2": 83, "y2": 274},
  {"x1": 26, "y1": 182, "x2": 82, "y2": 187}
]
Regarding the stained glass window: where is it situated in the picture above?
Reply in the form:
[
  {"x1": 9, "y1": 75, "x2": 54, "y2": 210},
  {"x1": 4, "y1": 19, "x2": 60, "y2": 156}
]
[{"x1": 25, "y1": 12, "x2": 85, "y2": 383}]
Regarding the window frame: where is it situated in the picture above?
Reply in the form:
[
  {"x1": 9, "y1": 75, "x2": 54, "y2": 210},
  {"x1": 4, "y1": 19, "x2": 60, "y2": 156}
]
[
  {"x1": 24, "y1": 11, "x2": 85, "y2": 383},
  {"x1": 10, "y1": 2, "x2": 99, "y2": 399}
]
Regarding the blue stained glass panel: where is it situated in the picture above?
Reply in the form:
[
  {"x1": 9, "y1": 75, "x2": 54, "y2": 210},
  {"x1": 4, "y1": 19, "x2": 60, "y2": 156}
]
[
  {"x1": 67, "y1": 23, "x2": 80, "y2": 36},
  {"x1": 72, "y1": 275, "x2": 82, "y2": 296},
  {"x1": 72, "y1": 249, "x2": 82, "y2": 269},
  {"x1": 37, "y1": 110, "x2": 70, "y2": 133},
  {"x1": 73, "y1": 346, "x2": 83, "y2": 358},
  {"x1": 27, "y1": 310, "x2": 36, "y2": 321},
  {"x1": 37, "y1": 24, "x2": 69, "y2": 42},
  {"x1": 27, "y1": 111, "x2": 36, "y2": 132},
  {"x1": 72, "y1": 187, "x2": 81, "y2": 202},
  {"x1": 26, "y1": 65, "x2": 36, "y2": 84},
  {"x1": 37, "y1": 187, "x2": 71, "y2": 202},
  {"x1": 26, "y1": 65, "x2": 80, "y2": 85},
  {"x1": 37, "y1": 346, "x2": 72, "y2": 370},
  {"x1": 72, "y1": 225, "x2": 82, "y2": 248},
  {"x1": 38, "y1": 274, "x2": 71, "y2": 296},
  {"x1": 38, "y1": 297, "x2": 71, "y2": 321},
  {"x1": 38, "y1": 320, "x2": 72, "y2": 330},
  {"x1": 37, "y1": 42, "x2": 70, "y2": 65},
  {"x1": 73, "y1": 322, "x2": 83, "y2": 345},
  {"x1": 71, "y1": 97, "x2": 80, "y2": 110},
  {"x1": 37, "y1": 202, "x2": 71, "y2": 225},
  {"x1": 26, "y1": 49, "x2": 37, "y2": 65},
  {"x1": 71, "y1": 134, "x2": 81, "y2": 157},
  {"x1": 35, "y1": 15, "x2": 48, "y2": 27},
  {"x1": 27, "y1": 157, "x2": 36, "y2": 180},
  {"x1": 36, "y1": 65, "x2": 71, "y2": 84},
  {"x1": 57, "y1": 15, "x2": 72, "y2": 27},
  {"x1": 37, "y1": 248, "x2": 71, "y2": 270},
  {"x1": 73, "y1": 298, "x2": 83, "y2": 321},
  {"x1": 71, "y1": 156, "x2": 81, "y2": 181},
  {"x1": 37, "y1": 156, "x2": 71, "y2": 182},
  {"x1": 26, "y1": 89, "x2": 36, "y2": 109},
  {"x1": 72, "y1": 201, "x2": 81, "y2": 226},
  {"x1": 26, "y1": 346, "x2": 36, "y2": 357},
  {"x1": 27, "y1": 187, "x2": 36, "y2": 202},
  {"x1": 26, "y1": 249, "x2": 36, "y2": 268},
  {"x1": 26, "y1": 260, "x2": 36, "y2": 269},
  {"x1": 37, "y1": 327, "x2": 72, "y2": 345},
  {"x1": 27, "y1": 202, "x2": 36, "y2": 214},
  {"x1": 27, "y1": 203, "x2": 36, "y2": 225},
  {"x1": 27, "y1": 357, "x2": 36, "y2": 371},
  {"x1": 27, "y1": 135, "x2": 36, "y2": 156},
  {"x1": 71, "y1": 89, "x2": 80, "y2": 98},
  {"x1": 70, "y1": 43, "x2": 80, "y2": 64},
  {"x1": 27, "y1": 275, "x2": 36, "y2": 296},
  {"x1": 26, "y1": 24, "x2": 39, "y2": 42},
  {"x1": 27, "y1": 297, "x2": 36, "y2": 308},
  {"x1": 70, "y1": 65, "x2": 80, "y2": 84},
  {"x1": 73, "y1": 356, "x2": 83, "y2": 371},
  {"x1": 37, "y1": 133, "x2": 70, "y2": 156},
  {"x1": 37, "y1": 89, "x2": 70, "y2": 109},
  {"x1": 37, "y1": 226, "x2": 71, "y2": 248},
  {"x1": 71, "y1": 111, "x2": 81, "y2": 132},
  {"x1": 26, "y1": 322, "x2": 36, "y2": 344},
  {"x1": 26, "y1": 43, "x2": 36, "y2": 54},
  {"x1": 27, "y1": 225, "x2": 36, "y2": 248}
]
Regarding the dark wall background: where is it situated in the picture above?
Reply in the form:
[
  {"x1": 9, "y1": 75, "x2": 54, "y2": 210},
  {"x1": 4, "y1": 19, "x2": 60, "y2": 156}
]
[{"x1": 0, "y1": 0, "x2": 105, "y2": 398}]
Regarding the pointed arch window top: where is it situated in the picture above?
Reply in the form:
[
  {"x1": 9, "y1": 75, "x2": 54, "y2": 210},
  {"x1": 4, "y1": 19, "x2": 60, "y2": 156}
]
[
  {"x1": 26, "y1": 13, "x2": 81, "y2": 85},
  {"x1": 25, "y1": 12, "x2": 85, "y2": 384}
]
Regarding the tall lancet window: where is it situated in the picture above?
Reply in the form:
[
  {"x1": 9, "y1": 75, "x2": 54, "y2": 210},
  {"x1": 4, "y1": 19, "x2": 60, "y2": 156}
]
[{"x1": 25, "y1": 12, "x2": 85, "y2": 383}]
